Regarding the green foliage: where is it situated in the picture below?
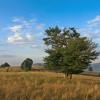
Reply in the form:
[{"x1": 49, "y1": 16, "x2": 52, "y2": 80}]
[
  {"x1": 44, "y1": 50, "x2": 63, "y2": 71},
  {"x1": 21, "y1": 58, "x2": 33, "y2": 71},
  {"x1": 98, "y1": 73, "x2": 100, "y2": 77},
  {"x1": 43, "y1": 26, "x2": 99, "y2": 77},
  {"x1": 0, "y1": 62, "x2": 10, "y2": 68},
  {"x1": 62, "y1": 38, "x2": 98, "y2": 74}
]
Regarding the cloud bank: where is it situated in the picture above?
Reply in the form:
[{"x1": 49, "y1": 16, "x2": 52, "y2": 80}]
[
  {"x1": 7, "y1": 17, "x2": 44, "y2": 46},
  {"x1": 79, "y1": 15, "x2": 100, "y2": 41}
]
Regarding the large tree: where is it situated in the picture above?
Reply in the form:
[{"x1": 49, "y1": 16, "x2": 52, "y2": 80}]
[{"x1": 43, "y1": 26, "x2": 99, "y2": 79}]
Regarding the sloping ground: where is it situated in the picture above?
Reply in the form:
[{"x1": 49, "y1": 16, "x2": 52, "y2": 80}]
[
  {"x1": 80, "y1": 71, "x2": 99, "y2": 76},
  {"x1": 0, "y1": 72, "x2": 100, "y2": 100}
]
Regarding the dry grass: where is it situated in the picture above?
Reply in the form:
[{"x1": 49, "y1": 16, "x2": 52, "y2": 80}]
[
  {"x1": 0, "y1": 67, "x2": 22, "y2": 72},
  {"x1": 0, "y1": 71, "x2": 100, "y2": 100}
]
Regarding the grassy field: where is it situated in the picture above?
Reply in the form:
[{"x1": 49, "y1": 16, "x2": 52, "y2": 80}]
[{"x1": 0, "y1": 70, "x2": 100, "y2": 100}]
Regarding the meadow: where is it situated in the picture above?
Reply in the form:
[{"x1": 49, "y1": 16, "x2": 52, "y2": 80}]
[{"x1": 0, "y1": 68, "x2": 100, "y2": 100}]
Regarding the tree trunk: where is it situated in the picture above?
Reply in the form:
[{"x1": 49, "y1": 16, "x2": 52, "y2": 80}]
[
  {"x1": 65, "y1": 72, "x2": 69, "y2": 78},
  {"x1": 70, "y1": 74, "x2": 72, "y2": 79},
  {"x1": 67, "y1": 73, "x2": 69, "y2": 77}
]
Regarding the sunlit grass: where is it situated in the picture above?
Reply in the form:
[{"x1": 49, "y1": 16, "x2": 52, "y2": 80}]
[{"x1": 0, "y1": 71, "x2": 100, "y2": 100}]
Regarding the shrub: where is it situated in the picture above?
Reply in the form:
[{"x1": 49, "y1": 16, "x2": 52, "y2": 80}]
[
  {"x1": 98, "y1": 73, "x2": 100, "y2": 77},
  {"x1": 21, "y1": 58, "x2": 33, "y2": 71},
  {"x1": 0, "y1": 62, "x2": 10, "y2": 68}
]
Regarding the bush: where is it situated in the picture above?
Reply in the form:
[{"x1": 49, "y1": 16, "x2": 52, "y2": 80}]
[
  {"x1": 0, "y1": 62, "x2": 10, "y2": 68},
  {"x1": 98, "y1": 73, "x2": 100, "y2": 77},
  {"x1": 21, "y1": 58, "x2": 33, "y2": 71}
]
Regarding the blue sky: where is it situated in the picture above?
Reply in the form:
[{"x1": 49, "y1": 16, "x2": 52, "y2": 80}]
[{"x1": 0, "y1": 0, "x2": 100, "y2": 65}]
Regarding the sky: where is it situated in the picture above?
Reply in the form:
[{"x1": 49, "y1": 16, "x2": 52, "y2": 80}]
[{"x1": 0, "y1": 0, "x2": 100, "y2": 65}]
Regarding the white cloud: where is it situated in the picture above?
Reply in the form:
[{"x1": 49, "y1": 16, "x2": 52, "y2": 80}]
[
  {"x1": 79, "y1": 15, "x2": 100, "y2": 41},
  {"x1": 12, "y1": 17, "x2": 37, "y2": 29},
  {"x1": 31, "y1": 44, "x2": 38, "y2": 48},
  {"x1": 26, "y1": 33, "x2": 34, "y2": 41},
  {"x1": 6, "y1": 17, "x2": 45, "y2": 46},
  {"x1": 12, "y1": 17, "x2": 22, "y2": 22},
  {"x1": 87, "y1": 16, "x2": 100, "y2": 26},
  {"x1": 8, "y1": 17, "x2": 44, "y2": 34},
  {"x1": 7, "y1": 33, "x2": 34, "y2": 44},
  {"x1": 7, "y1": 33, "x2": 24, "y2": 43},
  {"x1": 9, "y1": 25, "x2": 23, "y2": 32},
  {"x1": 79, "y1": 28, "x2": 100, "y2": 40},
  {"x1": 36, "y1": 24, "x2": 45, "y2": 30}
]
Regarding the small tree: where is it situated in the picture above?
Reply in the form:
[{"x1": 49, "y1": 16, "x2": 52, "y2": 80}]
[
  {"x1": 0, "y1": 62, "x2": 10, "y2": 68},
  {"x1": 21, "y1": 58, "x2": 33, "y2": 71}
]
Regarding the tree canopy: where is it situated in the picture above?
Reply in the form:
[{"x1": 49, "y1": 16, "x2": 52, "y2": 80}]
[
  {"x1": 0, "y1": 62, "x2": 10, "y2": 68},
  {"x1": 21, "y1": 58, "x2": 33, "y2": 71},
  {"x1": 43, "y1": 26, "x2": 99, "y2": 79}
]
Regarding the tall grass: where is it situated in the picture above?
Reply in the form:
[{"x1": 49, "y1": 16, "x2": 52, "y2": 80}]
[{"x1": 0, "y1": 71, "x2": 100, "y2": 100}]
